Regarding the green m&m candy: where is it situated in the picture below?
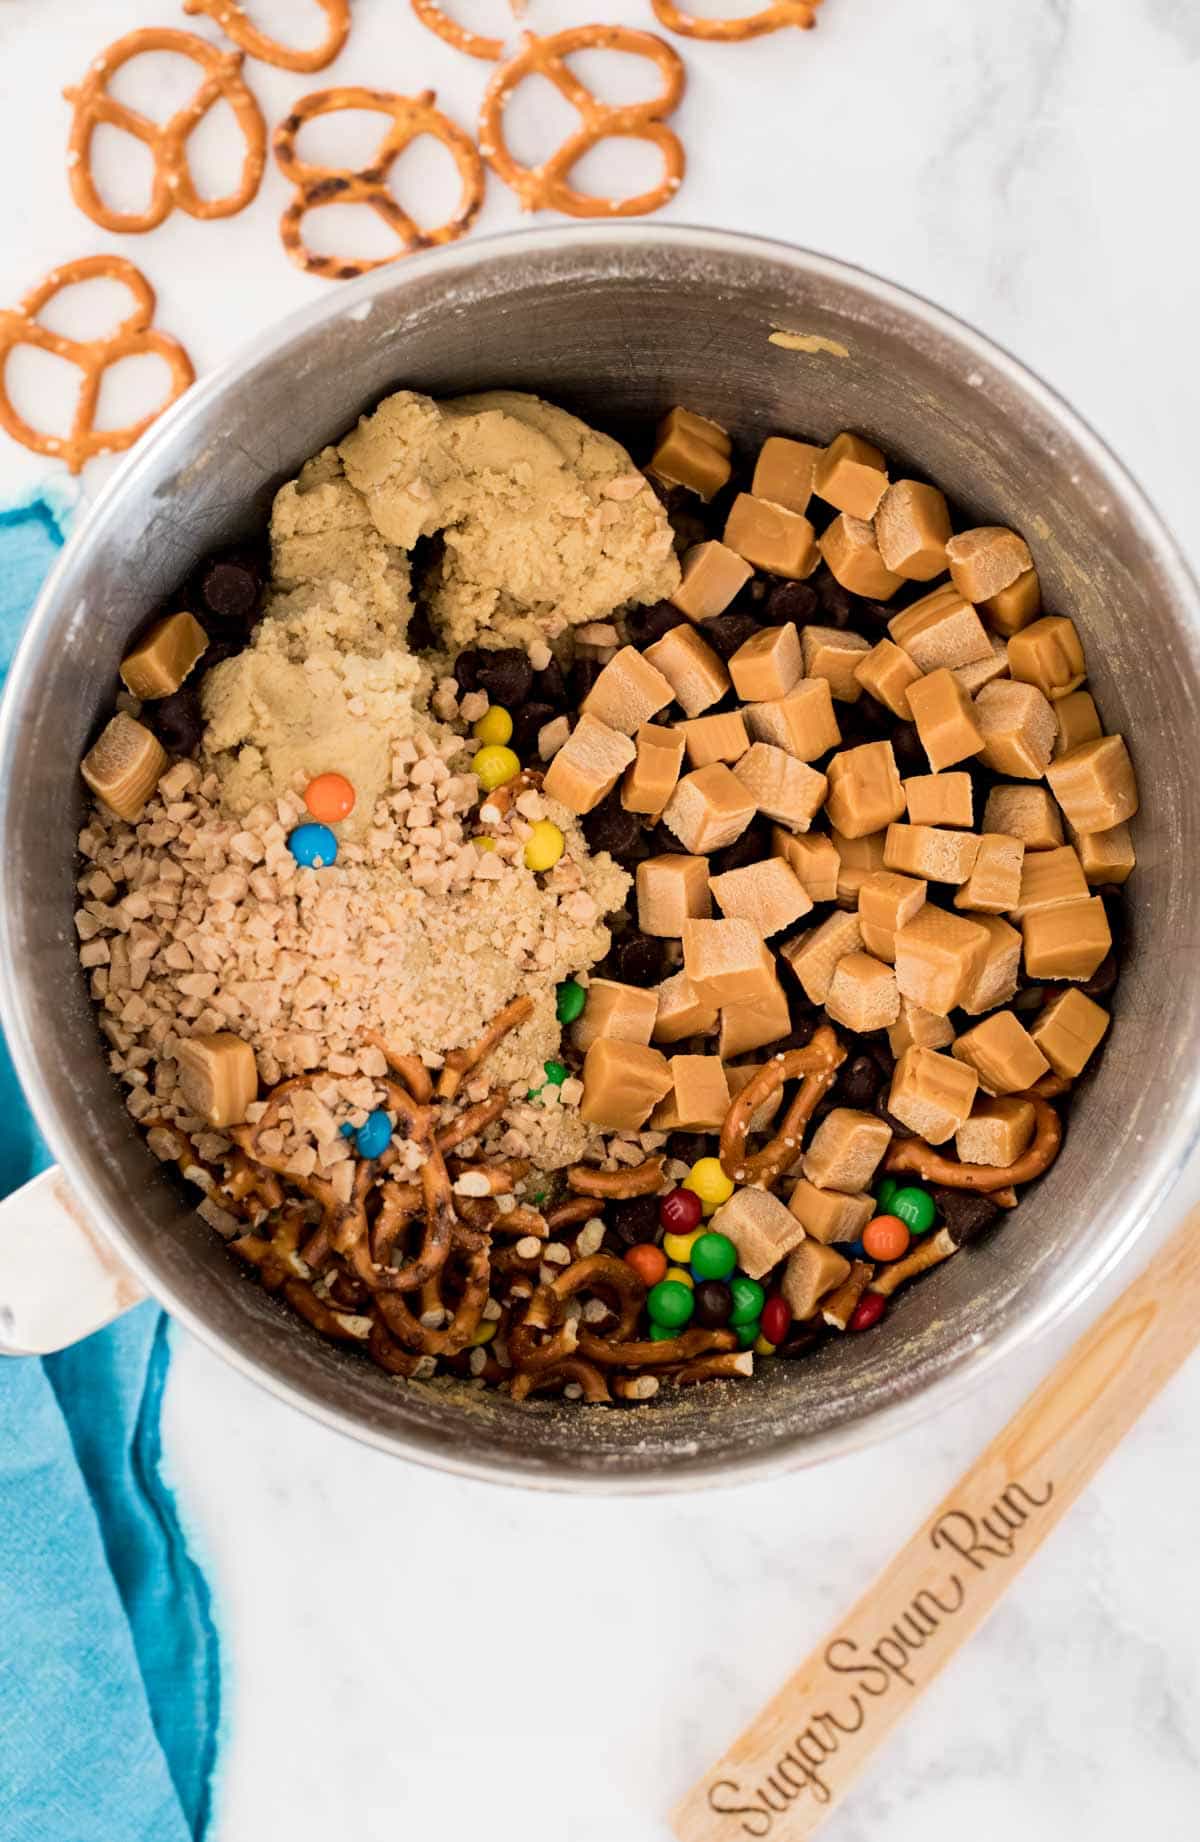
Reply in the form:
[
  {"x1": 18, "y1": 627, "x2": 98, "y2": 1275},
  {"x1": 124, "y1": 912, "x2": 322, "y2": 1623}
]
[
  {"x1": 876, "y1": 1176, "x2": 900, "y2": 1212},
  {"x1": 690, "y1": 1230, "x2": 737, "y2": 1282},
  {"x1": 728, "y1": 1275, "x2": 765, "y2": 1326},
  {"x1": 890, "y1": 1185, "x2": 936, "y2": 1236},
  {"x1": 735, "y1": 1320, "x2": 760, "y2": 1350},
  {"x1": 647, "y1": 1278, "x2": 695, "y2": 1331},
  {"x1": 556, "y1": 979, "x2": 586, "y2": 1025}
]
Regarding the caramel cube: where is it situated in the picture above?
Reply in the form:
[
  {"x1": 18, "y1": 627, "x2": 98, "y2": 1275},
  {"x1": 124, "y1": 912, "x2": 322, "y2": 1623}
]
[
  {"x1": 1030, "y1": 987, "x2": 1110, "y2": 1078},
  {"x1": 682, "y1": 917, "x2": 777, "y2": 1006},
  {"x1": 781, "y1": 1241, "x2": 853, "y2": 1316},
  {"x1": 952, "y1": 638, "x2": 1010, "y2": 695},
  {"x1": 903, "y1": 772, "x2": 973, "y2": 828},
  {"x1": 120, "y1": 611, "x2": 208, "y2": 700},
  {"x1": 772, "y1": 827, "x2": 841, "y2": 903},
  {"x1": 946, "y1": 526, "x2": 1033, "y2": 603},
  {"x1": 982, "y1": 784, "x2": 1064, "y2": 851},
  {"x1": 874, "y1": 480, "x2": 952, "y2": 581},
  {"x1": 953, "y1": 833, "x2": 1025, "y2": 914},
  {"x1": 726, "y1": 1063, "x2": 785, "y2": 1132},
  {"x1": 1045, "y1": 736, "x2": 1139, "y2": 832},
  {"x1": 1008, "y1": 615, "x2": 1086, "y2": 703},
  {"x1": 644, "y1": 624, "x2": 729, "y2": 719},
  {"x1": 652, "y1": 1055, "x2": 731, "y2": 1131},
  {"x1": 1053, "y1": 690, "x2": 1102, "y2": 759},
  {"x1": 981, "y1": 567, "x2": 1041, "y2": 636},
  {"x1": 888, "y1": 997, "x2": 955, "y2": 1057},
  {"x1": 824, "y1": 741, "x2": 905, "y2": 839},
  {"x1": 831, "y1": 827, "x2": 887, "y2": 905},
  {"x1": 678, "y1": 711, "x2": 750, "y2": 769},
  {"x1": 885, "y1": 822, "x2": 980, "y2": 885},
  {"x1": 648, "y1": 406, "x2": 731, "y2": 501},
  {"x1": 734, "y1": 742, "x2": 827, "y2": 833},
  {"x1": 543, "y1": 713, "x2": 636, "y2": 814},
  {"x1": 1071, "y1": 821, "x2": 1136, "y2": 886},
  {"x1": 858, "y1": 869, "x2": 927, "y2": 963},
  {"x1": 1021, "y1": 897, "x2": 1112, "y2": 980},
  {"x1": 729, "y1": 624, "x2": 803, "y2": 703},
  {"x1": 580, "y1": 1039, "x2": 673, "y2": 1130},
  {"x1": 670, "y1": 541, "x2": 753, "y2": 621},
  {"x1": 621, "y1": 723, "x2": 685, "y2": 814},
  {"x1": 724, "y1": 494, "x2": 819, "y2": 579},
  {"x1": 894, "y1": 903, "x2": 989, "y2": 1015},
  {"x1": 581, "y1": 645, "x2": 674, "y2": 735},
  {"x1": 824, "y1": 951, "x2": 900, "y2": 1032},
  {"x1": 636, "y1": 854, "x2": 711, "y2": 937},
  {"x1": 781, "y1": 910, "x2": 863, "y2": 1004},
  {"x1": 709, "y1": 856, "x2": 813, "y2": 937},
  {"x1": 907, "y1": 668, "x2": 984, "y2": 772},
  {"x1": 1010, "y1": 845, "x2": 1089, "y2": 920},
  {"x1": 812, "y1": 432, "x2": 889, "y2": 520},
  {"x1": 956, "y1": 1097, "x2": 1036, "y2": 1167},
  {"x1": 571, "y1": 979, "x2": 660, "y2": 1054},
  {"x1": 889, "y1": 584, "x2": 992, "y2": 672},
  {"x1": 175, "y1": 1031, "x2": 258, "y2": 1129},
  {"x1": 787, "y1": 1181, "x2": 874, "y2": 1249},
  {"x1": 81, "y1": 713, "x2": 168, "y2": 823},
  {"x1": 888, "y1": 1045, "x2": 978, "y2": 1143},
  {"x1": 752, "y1": 436, "x2": 822, "y2": 515},
  {"x1": 952, "y1": 1010, "x2": 1049, "y2": 1096},
  {"x1": 662, "y1": 764, "x2": 755, "y2": 853},
  {"x1": 819, "y1": 514, "x2": 904, "y2": 601},
  {"x1": 854, "y1": 638, "x2": 921, "y2": 719},
  {"x1": 975, "y1": 680, "x2": 1057, "y2": 778},
  {"x1": 711, "y1": 1187, "x2": 807, "y2": 1281},
  {"x1": 745, "y1": 679, "x2": 842, "y2": 760},
  {"x1": 802, "y1": 1108, "x2": 893, "y2": 1194},
  {"x1": 801, "y1": 626, "x2": 872, "y2": 703},
  {"x1": 959, "y1": 915, "x2": 1022, "y2": 1015},
  {"x1": 718, "y1": 973, "x2": 792, "y2": 1059},
  {"x1": 652, "y1": 971, "x2": 718, "y2": 1046}
]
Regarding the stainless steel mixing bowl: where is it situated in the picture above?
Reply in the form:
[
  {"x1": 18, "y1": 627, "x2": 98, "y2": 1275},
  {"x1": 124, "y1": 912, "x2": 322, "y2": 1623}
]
[{"x1": 2, "y1": 227, "x2": 1197, "y2": 1490}]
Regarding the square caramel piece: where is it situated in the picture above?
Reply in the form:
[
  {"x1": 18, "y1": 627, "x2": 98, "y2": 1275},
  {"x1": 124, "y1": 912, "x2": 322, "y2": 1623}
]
[
  {"x1": 855, "y1": 638, "x2": 922, "y2": 719},
  {"x1": 904, "y1": 772, "x2": 973, "y2": 828},
  {"x1": 670, "y1": 541, "x2": 753, "y2": 621},
  {"x1": 711, "y1": 1186, "x2": 807, "y2": 1281},
  {"x1": 120, "y1": 611, "x2": 208, "y2": 700},
  {"x1": 734, "y1": 742, "x2": 827, "y2": 833},
  {"x1": 543, "y1": 713, "x2": 636, "y2": 814},
  {"x1": 885, "y1": 822, "x2": 980, "y2": 885},
  {"x1": 982, "y1": 783, "x2": 1064, "y2": 850},
  {"x1": 1071, "y1": 820, "x2": 1136, "y2": 886},
  {"x1": 787, "y1": 1181, "x2": 874, "y2": 1249},
  {"x1": 729, "y1": 624, "x2": 804, "y2": 703},
  {"x1": 580, "y1": 1039, "x2": 673, "y2": 1131},
  {"x1": 581, "y1": 645, "x2": 674, "y2": 734},
  {"x1": 637, "y1": 854, "x2": 711, "y2": 937},
  {"x1": 824, "y1": 740, "x2": 904, "y2": 839},
  {"x1": 946, "y1": 526, "x2": 1033, "y2": 603},
  {"x1": 1053, "y1": 689, "x2": 1102, "y2": 759},
  {"x1": 648, "y1": 405, "x2": 731, "y2": 501},
  {"x1": 952, "y1": 1010, "x2": 1050, "y2": 1095},
  {"x1": 819, "y1": 514, "x2": 904, "y2": 601},
  {"x1": 785, "y1": 1242, "x2": 856, "y2": 1322},
  {"x1": 802, "y1": 1108, "x2": 893, "y2": 1194},
  {"x1": 811, "y1": 432, "x2": 889, "y2": 520},
  {"x1": 953, "y1": 833, "x2": 1025, "y2": 914},
  {"x1": 662, "y1": 763, "x2": 755, "y2": 853},
  {"x1": 858, "y1": 869, "x2": 926, "y2": 963},
  {"x1": 1008, "y1": 615, "x2": 1086, "y2": 702},
  {"x1": 959, "y1": 914, "x2": 1022, "y2": 1015},
  {"x1": 724, "y1": 494, "x2": 819, "y2": 580},
  {"x1": 956, "y1": 1097, "x2": 1037, "y2": 1167},
  {"x1": 906, "y1": 668, "x2": 984, "y2": 772},
  {"x1": 678, "y1": 711, "x2": 750, "y2": 769},
  {"x1": 824, "y1": 951, "x2": 900, "y2": 1032},
  {"x1": 888, "y1": 1045, "x2": 978, "y2": 1143},
  {"x1": 981, "y1": 566, "x2": 1041, "y2": 636},
  {"x1": 644, "y1": 624, "x2": 730, "y2": 719},
  {"x1": 653, "y1": 970, "x2": 718, "y2": 1045},
  {"x1": 652, "y1": 1055, "x2": 731, "y2": 1131},
  {"x1": 718, "y1": 973, "x2": 792, "y2": 1059},
  {"x1": 1045, "y1": 736, "x2": 1139, "y2": 832},
  {"x1": 874, "y1": 480, "x2": 952, "y2": 581},
  {"x1": 622, "y1": 723, "x2": 685, "y2": 814},
  {"x1": 81, "y1": 713, "x2": 168, "y2": 823},
  {"x1": 780, "y1": 910, "x2": 863, "y2": 1004},
  {"x1": 682, "y1": 917, "x2": 777, "y2": 1007},
  {"x1": 752, "y1": 436, "x2": 822, "y2": 515},
  {"x1": 710, "y1": 856, "x2": 813, "y2": 937},
  {"x1": 571, "y1": 979, "x2": 660, "y2": 1054},
  {"x1": 745, "y1": 679, "x2": 842, "y2": 760},
  {"x1": 952, "y1": 637, "x2": 1010, "y2": 695},
  {"x1": 1010, "y1": 844, "x2": 1089, "y2": 920},
  {"x1": 894, "y1": 903, "x2": 989, "y2": 1015},
  {"x1": 801, "y1": 626, "x2": 872, "y2": 703},
  {"x1": 888, "y1": 995, "x2": 955, "y2": 1057},
  {"x1": 888, "y1": 585, "x2": 992, "y2": 672},
  {"x1": 831, "y1": 827, "x2": 886, "y2": 906},
  {"x1": 773, "y1": 827, "x2": 840, "y2": 904},
  {"x1": 1021, "y1": 896, "x2": 1112, "y2": 980},
  {"x1": 1030, "y1": 987, "x2": 1110, "y2": 1078},
  {"x1": 975, "y1": 680, "x2": 1057, "y2": 778}
]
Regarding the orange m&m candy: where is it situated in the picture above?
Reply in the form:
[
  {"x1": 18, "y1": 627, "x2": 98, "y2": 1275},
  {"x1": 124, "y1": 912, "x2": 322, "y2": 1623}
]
[
  {"x1": 624, "y1": 1242, "x2": 667, "y2": 1287},
  {"x1": 862, "y1": 1214, "x2": 910, "y2": 1263},
  {"x1": 304, "y1": 773, "x2": 355, "y2": 823}
]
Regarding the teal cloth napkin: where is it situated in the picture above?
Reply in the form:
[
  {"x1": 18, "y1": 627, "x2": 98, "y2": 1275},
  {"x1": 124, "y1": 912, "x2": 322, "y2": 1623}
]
[{"x1": 0, "y1": 493, "x2": 222, "y2": 1841}]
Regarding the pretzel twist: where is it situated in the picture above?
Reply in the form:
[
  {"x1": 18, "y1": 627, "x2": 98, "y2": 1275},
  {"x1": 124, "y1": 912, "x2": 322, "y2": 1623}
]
[
  {"x1": 719, "y1": 1025, "x2": 845, "y2": 1186},
  {"x1": 411, "y1": 0, "x2": 506, "y2": 62},
  {"x1": 651, "y1": 0, "x2": 820, "y2": 41},
  {"x1": 183, "y1": 0, "x2": 351, "y2": 71},
  {"x1": 883, "y1": 1097, "x2": 1063, "y2": 1193},
  {"x1": 437, "y1": 993, "x2": 533, "y2": 1098}
]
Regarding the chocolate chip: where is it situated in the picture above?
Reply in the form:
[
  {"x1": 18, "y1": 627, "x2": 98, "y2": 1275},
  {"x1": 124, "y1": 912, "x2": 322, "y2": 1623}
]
[
  {"x1": 765, "y1": 580, "x2": 820, "y2": 628},
  {"x1": 811, "y1": 566, "x2": 855, "y2": 629},
  {"x1": 890, "y1": 721, "x2": 926, "y2": 776},
  {"x1": 693, "y1": 1279, "x2": 733, "y2": 1328},
  {"x1": 475, "y1": 648, "x2": 533, "y2": 707},
  {"x1": 626, "y1": 599, "x2": 688, "y2": 647},
  {"x1": 836, "y1": 1054, "x2": 880, "y2": 1109},
  {"x1": 776, "y1": 1328, "x2": 825, "y2": 1360},
  {"x1": 533, "y1": 655, "x2": 568, "y2": 709},
  {"x1": 144, "y1": 686, "x2": 204, "y2": 756},
  {"x1": 774, "y1": 1017, "x2": 819, "y2": 1052},
  {"x1": 509, "y1": 700, "x2": 557, "y2": 760},
  {"x1": 607, "y1": 931, "x2": 666, "y2": 987},
  {"x1": 856, "y1": 600, "x2": 896, "y2": 630},
  {"x1": 610, "y1": 1195, "x2": 662, "y2": 1247},
  {"x1": 931, "y1": 1188, "x2": 1001, "y2": 1247},
  {"x1": 200, "y1": 554, "x2": 261, "y2": 624},
  {"x1": 699, "y1": 609, "x2": 760, "y2": 660},
  {"x1": 569, "y1": 656, "x2": 605, "y2": 705},
  {"x1": 709, "y1": 818, "x2": 772, "y2": 878},
  {"x1": 1013, "y1": 983, "x2": 1047, "y2": 1012},
  {"x1": 1080, "y1": 952, "x2": 1119, "y2": 1000},
  {"x1": 583, "y1": 794, "x2": 648, "y2": 865},
  {"x1": 666, "y1": 1131, "x2": 710, "y2": 1167},
  {"x1": 453, "y1": 647, "x2": 484, "y2": 693}
]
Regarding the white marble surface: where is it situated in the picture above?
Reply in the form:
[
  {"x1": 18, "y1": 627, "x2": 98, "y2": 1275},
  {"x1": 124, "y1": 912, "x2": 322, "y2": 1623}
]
[{"x1": 2, "y1": 0, "x2": 1199, "y2": 1835}]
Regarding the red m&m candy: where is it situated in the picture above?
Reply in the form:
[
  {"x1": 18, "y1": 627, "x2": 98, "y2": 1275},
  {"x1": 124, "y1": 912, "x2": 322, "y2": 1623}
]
[
  {"x1": 849, "y1": 1292, "x2": 886, "y2": 1333},
  {"x1": 659, "y1": 1187, "x2": 702, "y2": 1235},
  {"x1": 761, "y1": 1295, "x2": 792, "y2": 1346}
]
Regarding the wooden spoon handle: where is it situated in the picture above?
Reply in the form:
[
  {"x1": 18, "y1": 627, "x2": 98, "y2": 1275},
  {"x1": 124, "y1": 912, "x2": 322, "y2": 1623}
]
[{"x1": 672, "y1": 1202, "x2": 1200, "y2": 1842}]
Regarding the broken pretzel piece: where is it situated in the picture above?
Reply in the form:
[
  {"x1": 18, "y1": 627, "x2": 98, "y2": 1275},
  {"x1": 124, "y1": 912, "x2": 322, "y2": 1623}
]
[
  {"x1": 183, "y1": 0, "x2": 351, "y2": 71},
  {"x1": 651, "y1": 0, "x2": 819, "y2": 38}
]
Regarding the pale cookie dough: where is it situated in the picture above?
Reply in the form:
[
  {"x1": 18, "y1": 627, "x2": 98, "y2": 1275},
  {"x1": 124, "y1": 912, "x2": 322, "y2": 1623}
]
[{"x1": 269, "y1": 445, "x2": 413, "y2": 637}]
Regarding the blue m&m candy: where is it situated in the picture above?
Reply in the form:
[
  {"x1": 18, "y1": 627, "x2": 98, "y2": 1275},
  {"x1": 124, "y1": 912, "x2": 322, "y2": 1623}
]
[
  {"x1": 355, "y1": 1110, "x2": 392, "y2": 1160},
  {"x1": 288, "y1": 822, "x2": 338, "y2": 868}
]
